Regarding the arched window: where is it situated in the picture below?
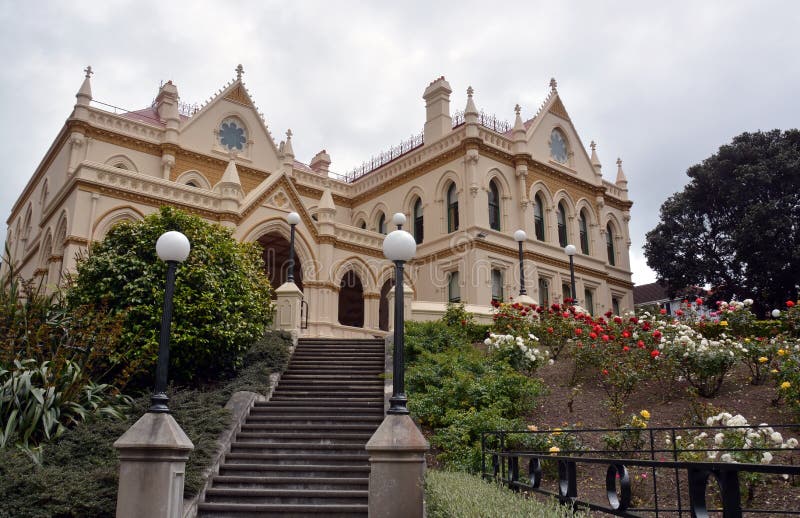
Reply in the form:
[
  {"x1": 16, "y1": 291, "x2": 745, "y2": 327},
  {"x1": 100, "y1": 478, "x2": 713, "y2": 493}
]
[
  {"x1": 606, "y1": 223, "x2": 616, "y2": 266},
  {"x1": 377, "y1": 212, "x2": 386, "y2": 234},
  {"x1": 579, "y1": 211, "x2": 589, "y2": 254},
  {"x1": 557, "y1": 202, "x2": 568, "y2": 247},
  {"x1": 40, "y1": 179, "x2": 49, "y2": 207},
  {"x1": 446, "y1": 183, "x2": 459, "y2": 233},
  {"x1": 533, "y1": 194, "x2": 545, "y2": 241},
  {"x1": 359, "y1": 220, "x2": 367, "y2": 230},
  {"x1": 413, "y1": 198, "x2": 424, "y2": 244},
  {"x1": 488, "y1": 179, "x2": 501, "y2": 231}
]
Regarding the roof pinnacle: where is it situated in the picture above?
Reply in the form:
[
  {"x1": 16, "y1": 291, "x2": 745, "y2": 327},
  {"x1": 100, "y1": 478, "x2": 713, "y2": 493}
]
[
  {"x1": 84, "y1": 65, "x2": 93, "y2": 78},
  {"x1": 514, "y1": 103, "x2": 521, "y2": 115},
  {"x1": 236, "y1": 64, "x2": 244, "y2": 80},
  {"x1": 467, "y1": 86, "x2": 474, "y2": 98},
  {"x1": 549, "y1": 77, "x2": 558, "y2": 93},
  {"x1": 590, "y1": 140, "x2": 596, "y2": 151}
]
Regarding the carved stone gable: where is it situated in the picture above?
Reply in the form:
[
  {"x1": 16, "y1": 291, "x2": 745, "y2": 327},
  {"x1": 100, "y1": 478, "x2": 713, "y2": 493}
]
[
  {"x1": 550, "y1": 97, "x2": 571, "y2": 121},
  {"x1": 224, "y1": 84, "x2": 251, "y2": 106}
]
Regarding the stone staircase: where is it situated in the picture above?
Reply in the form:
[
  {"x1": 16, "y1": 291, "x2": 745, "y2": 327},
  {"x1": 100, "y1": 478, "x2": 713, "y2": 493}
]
[{"x1": 197, "y1": 337, "x2": 386, "y2": 518}]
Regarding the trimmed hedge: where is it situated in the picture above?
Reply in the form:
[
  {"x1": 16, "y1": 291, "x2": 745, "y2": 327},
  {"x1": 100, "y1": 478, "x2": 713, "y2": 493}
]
[
  {"x1": 425, "y1": 470, "x2": 582, "y2": 518},
  {"x1": 0, "y1": 332, "x2": 291, "y2": 518}
]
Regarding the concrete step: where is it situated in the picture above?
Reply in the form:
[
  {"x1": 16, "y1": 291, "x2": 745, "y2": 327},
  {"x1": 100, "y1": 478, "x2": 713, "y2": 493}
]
[
  {"x1": 245, "y1": 415, "x2": 383, "y2": 425},
  {"x1": 257, "y1": 400, "x2": 383, "y2": 408},
  {"x1": 230, "y1": 442, "x2": 368, "y2": 455},
  {"x1": 241, "y1": 423, "x2": 378, "y2": 432},
  {"x1": 269, "y1": 395, "x2": 383, "y2": 402},
  {"x1": 224, "y1": 452, "x2": 369, "y2": 465},
  {"x1": 250, "y1": 406, "x2": 382, "y2": 416},
  {"x1": 211, "y1": 475, "x2": 367, "y2": 490},
  {"x1": 236, "y1": 432, "x2": 374, "y2": 443},
  {"x1": 197, "y1": 502, "x2": 367, "y2": 517},
  {"x1": 219, "y1": 463, "x2": 370, "y2": 478},
  {"x1": 205, "y1": 487, "x2": 367, "y2": 505}
]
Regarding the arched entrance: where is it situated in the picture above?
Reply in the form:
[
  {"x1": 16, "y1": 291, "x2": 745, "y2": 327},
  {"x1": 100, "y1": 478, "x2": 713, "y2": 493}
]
[
  {"x1": 379, "y1": 279, "x2": 394, "y2": 331},
  {"x1": 258, "y1": 232, "x2": 303, "y2": 293},
  {"x1": 338, "y1": 271, "x2": 364, "y2": 328}
]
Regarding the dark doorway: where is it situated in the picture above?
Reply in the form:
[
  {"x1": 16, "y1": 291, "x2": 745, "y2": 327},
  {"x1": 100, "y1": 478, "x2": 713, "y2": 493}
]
[
  {"x1": 379, "y1": 279, "x2": 394, "y2": 331},
  {"x1": 258, "y1": 232, "x2": 303, "y2": 294},
  {"x1": 338, "y1": 271, "x2": 364, "y2": 328}
]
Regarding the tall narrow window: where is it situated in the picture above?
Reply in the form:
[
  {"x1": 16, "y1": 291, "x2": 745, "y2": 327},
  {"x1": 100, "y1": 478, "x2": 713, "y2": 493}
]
[
  {"x1": 538, "y1": 278, "x2": 549, "y2": 307},
  {"x1": 579, "y1": 211, "x2": 589, "y2": 254},
  {"x1": 447, "y1": 183, "x2": 459, "y2": 233},
  {"x1": 557, "y1": 202, "x2": 568, "y2": 247},
  {"x1": 606, "y1": 224, "x2": 616, "y2": 266},
  {"x1": 414, "y1": 198, "x2": 424, "y2": 244},
  {"x1": 612, "y1": 297, "x2": 621, "y2": 316},
  {"x1": 448, "y1": 271, "x2": 461, "y2": 303},
  {"x1": 534, "y1": 194, "x2": 545, "y2": 241},
  {"x1": 584, "y1": 288, "x2": 594, "y2": 315},
  {"x1": 488, "y1": 179, "x2": 501, "y2": 231},
  {"x1": 378, "y1": 213, "x2": 386, "y2": 234},
  {"x1": 491, "y1": 269, "x2": 504, "y2": 302},
  {"x1": 562, "y1": 282, "x2": 571, "y2": 303}
]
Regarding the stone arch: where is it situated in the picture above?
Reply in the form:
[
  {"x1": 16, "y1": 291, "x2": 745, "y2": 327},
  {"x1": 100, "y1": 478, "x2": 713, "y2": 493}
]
[
  {"x1": 352, "y1": 210, "x2": 369, "y2": 229},
  {"x1": 241, "y1": 218, "x2": 316, "y2": 276},
  {"x1": 104, "y1": 154, "x2": 138, "y2": 172},
  {"x1": 53, "y1": 212, "x2": 68, "y2": 285},
  {"x1": 338, "y1": 270, "x2": 365, "y2": 328},
  {"x1": 92, "y1": 206, "x2": 146, "y2": 242},
  {"x1": 175, "y1": 170, "x2": 212, "y2": 190},
  {"x1": 402, "y1": 186, "x2": 427, "y2": 215},
  {"x1": 433, "y1": 170, "x2": 462, "y2": 201},
  {"x1": 483, "y1": 167, "x2": 512, "y2": 195},
  {"x1": 22, "y1": 203, "x2": 33, "y2": 241},
  {"x1": 39, "y1": 178, "x2": 49, "y2": 207},
  {"x1": 257, "y1": 231, "x2": 304, "y2": 293},
  {"x1": 40, "y1": 228, "x2": 53, "y2": 268},
  {"x1": 603, "y1": 213, "x2": 625, "y2": 267},
  {"x1": 333, "y1": 256, "x2": 377, "y2": 295},
  {"x1": 552, "y1": 189, "x2": 577, "y2": 216},
  {"x1": 528, "y1": 181, "x2": 554, "y2": 208},
  {"x1": 575, "y1": 199, "x2": 597, "y2": 255},
  {"x1": 215, "y1": 113, "x2": 250, "y2": 152},
  {"x1": 369, "y1": 202, "x2": 390, "y2": 233}
]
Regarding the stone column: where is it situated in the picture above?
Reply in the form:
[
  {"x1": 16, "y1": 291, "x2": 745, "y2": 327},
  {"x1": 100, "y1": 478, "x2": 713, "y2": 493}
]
[
  {"x1": 366, "y1": 414, "x2": 429, "y2": 518},
  {"x1": 274, "y1": 281, "x2": 303, "y2": 332},
  {"x1": 114, "y1": 412, "x2": 194, "y2": 518}
]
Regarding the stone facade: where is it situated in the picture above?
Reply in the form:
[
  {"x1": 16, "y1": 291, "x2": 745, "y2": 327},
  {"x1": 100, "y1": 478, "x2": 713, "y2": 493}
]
[{"x1": 2, "y1": 66, "x2": 634, "y2": 337}]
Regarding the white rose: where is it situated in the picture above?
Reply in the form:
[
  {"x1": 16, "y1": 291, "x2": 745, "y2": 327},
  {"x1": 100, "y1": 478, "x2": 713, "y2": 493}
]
[
  {"x1": 721, "y1": 453, "x2": 733, "y2": 463},
  {"x1": 761, "y1": 452, "x2": 773, "y2": 463},
  {"x1": 771, "y1": 432, "x2": 784, "y2": 444}
]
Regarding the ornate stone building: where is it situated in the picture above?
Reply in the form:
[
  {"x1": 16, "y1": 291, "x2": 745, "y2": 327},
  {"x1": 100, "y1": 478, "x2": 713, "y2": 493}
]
[{"x1": 2, "y1": 66, "x2": 634, "y2": 337}]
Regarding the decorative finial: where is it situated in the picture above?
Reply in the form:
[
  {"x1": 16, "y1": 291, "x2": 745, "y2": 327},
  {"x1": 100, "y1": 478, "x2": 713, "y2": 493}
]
[
  {"x1": 549, "y1": 77, "x2": 557, "y2": 92},
  {"x1": 467, "y1": 86, "x2": 474, "y2": 97},
  {"x1": 617, "y1": 157, "x2": 622, "y2": 167},
  {"x1": 514, "y1": 104, "x2": 521, "y2": 115},
  {"x1": 286, "y1": 129, "x2": 293, "y2": 139},
  {"x1": 590, "y1": 140, "x2": 596, "y2": 151},
  {"x1": 236, "y1": 64, "x2": 244, "y2": 80},
  {"x1": 84, "y1": 65, "x2": 93, "y2": 78}
]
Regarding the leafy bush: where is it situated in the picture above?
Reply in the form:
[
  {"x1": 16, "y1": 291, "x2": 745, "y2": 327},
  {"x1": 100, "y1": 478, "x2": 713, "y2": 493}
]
[
  {"x1": 407, "y1": 341, "x2": 545, "y2": 472},
  {"x1": 0, "y1": 358, "x2": 131, "y2": 461},
  {"x1": 67, "y1": 207, "x2": 274, "y2": 384},
  {"x1": 0, "y1": 332, "x2": 291, "y2": 518},
  {"x1": 425, "y1": 470, "x2": 582, "y2": 518}
]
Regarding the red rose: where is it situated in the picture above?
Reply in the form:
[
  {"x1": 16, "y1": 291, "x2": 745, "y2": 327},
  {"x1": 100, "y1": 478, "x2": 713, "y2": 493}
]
[
  {"x1": 653, "y1": 330, "x2": 662, "y2": 340},
  {"x1": 659, "y1": 308, "x2": 667, "y2": 315},
  {"x1": 696, "y1": 298, "x2": 703, "y2": 305},
  {"x1": 651, "y1": 350, "x2": 660, "y2": 358},
  {"x1": 605, "y1": 311, "x2": 613, "y2": 318},
  {"x1": 622, "y1": 331, "x2": 630, "y2": 338},
  {"x1": 637, "y1": 340, "x2": 645, "y2": 348},
  {"x1": 547, "y1": 327, "x2": 554, "y2": 334},
  {"x1": 614, "y1": 316, "x2": 623, "y2": 324},
  {"x1": 602, "y1": 369, "x2": 609, "y2": 375},
  {"x1": 589, "y1": 332, "x2": 597, "y2": 339},
  {"x1": 788, "y1": 301, "x2": 796, "y2": 308},
  {"x1": 575, "y1": 328, "x2": 583, "y2": 336},
  {"x1": 601, "y1": 334, "x2": 610, "y2": 342},
  {"x1": 676, "y1": 310, "x2": 683, "y2": 316},
  {"x1": 623, "y1": 346, "x2": 630, "y2": 352}
]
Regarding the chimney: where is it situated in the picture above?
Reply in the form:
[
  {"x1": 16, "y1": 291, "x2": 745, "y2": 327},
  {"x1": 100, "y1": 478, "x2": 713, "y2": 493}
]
[
  {"x1": 310, "y1": 149, "x2": 332, "y2": 174},
  {"x1": 422, "y1": 76, "x2": 453, "y2": 144}
]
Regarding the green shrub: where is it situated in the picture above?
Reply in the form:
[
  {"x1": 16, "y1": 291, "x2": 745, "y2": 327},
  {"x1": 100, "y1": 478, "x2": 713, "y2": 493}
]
[
  {"x1": 0, "y1": 332, "x2": 292, "y2": 518},
  {"x1": 0, "y1": 358, "x2": 131, "y2": 461},
  {"x1": 425, "y1": 470, "x2": 582, "y2": 518},
  {"x1": 67, "y1": 207, "x2": 274, "y2": 385}
]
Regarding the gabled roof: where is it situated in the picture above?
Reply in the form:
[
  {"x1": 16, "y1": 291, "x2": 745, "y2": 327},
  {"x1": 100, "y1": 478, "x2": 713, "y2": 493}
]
[{"x1": 633, "y1": 282, "x2": 671, "y2": 305}]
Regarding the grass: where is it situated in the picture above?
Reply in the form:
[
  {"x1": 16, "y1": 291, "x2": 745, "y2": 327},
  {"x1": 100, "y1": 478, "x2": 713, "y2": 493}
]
[
  {"x1": 0, "y1": 331, "x2": 291, "y2": 518},
  {"x1": 425, "y1": 470, "x2": 583, "y2": 518}
]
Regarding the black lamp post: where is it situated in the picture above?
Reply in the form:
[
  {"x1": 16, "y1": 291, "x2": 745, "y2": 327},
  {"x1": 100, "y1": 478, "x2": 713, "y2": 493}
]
[
  {"x1": 564, "y1": 244, "x2": 577, "y2": 302},
  {"x1": 286, "y1": 211, "x2": 300, "y2": 283},
  {"x1": 514, "y1": 230, "x2": 527, "y2": 296},
  {"x1": 149, "y1": 231, "x2": 191, "y2": 413},
  {"x1": 383, "y1": 213, "x2": 417, "y2": 415}
]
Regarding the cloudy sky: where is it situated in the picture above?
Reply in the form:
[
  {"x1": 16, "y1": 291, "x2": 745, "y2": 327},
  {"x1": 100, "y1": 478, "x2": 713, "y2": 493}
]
[{"x1": 1, "y1": 0, "x2": 798, "y2": 284}]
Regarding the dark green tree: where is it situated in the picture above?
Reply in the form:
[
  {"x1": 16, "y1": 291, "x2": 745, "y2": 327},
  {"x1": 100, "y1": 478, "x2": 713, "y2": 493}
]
[
  {"x1": 67, "y1": 207, "x2": 273, "y2": 384},
  {"x1": 645, "y1": 129, "x2": 800, "y2": 314}
]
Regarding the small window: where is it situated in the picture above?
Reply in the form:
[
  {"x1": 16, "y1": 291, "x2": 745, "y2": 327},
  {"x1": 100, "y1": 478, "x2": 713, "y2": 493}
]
[
  {"x1": 534, "y1": 194, "x2": 545, "y2": 241},
  {"x1": 377, "y1": 213, "x2": 386, "y2": 234},
  {"x1": 538, "y1": 278, "x2": 549, "y2": 307},
  {"x1": 488, "y1": 180, "x2": 501, "y2": 231},
  {"x1": 491, "y1": 269, "x2": 504, "y2": 302},
  {"x1": 447, "y1": 183, "x2": 459, "y2": 233},
  {"x1": 584, "y1": 289, "x2": 594, "y2": 315},
  {"x1": 114, "y1": 163, "x2": 128, "y2": 170},
  {"x1": 606, "y1": 224, "x2": 616, "y2": 266},
  {"x1": 550, "y1": 128, "x2": 568, "y2": 163},
  {"x1": 413, "y1": 198, "x2": 424, "y2": 244},
  {"x1": 448, "y1": 271, "x2": 461, "y2": 303},
  {"x1": 612, "y1": 297, "x2": 621, "y2": 316},
  {"x1": 359, "y1": 220, "x2": 367, "y2": 230},
  {"x1": 186, "y1": 180, "x2": 199, "y2": 188},
  {"x1": 557, "y1": 202, "x2": 568, "y2": 247},
  {"x1": 562, "y1": 282, "x2": 572, "y2": 303},
  {"x1": 579, "y1": 211, "x2": 589, "y2": 254}
]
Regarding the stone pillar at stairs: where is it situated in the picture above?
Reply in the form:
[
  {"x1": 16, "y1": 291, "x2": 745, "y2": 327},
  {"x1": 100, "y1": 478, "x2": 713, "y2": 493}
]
[
  {"x1": 114, "y1": 412, "x2": 194, "y2": 518},
  {"x1": 366, "y1": 414, "x2": 429, "y2": 518},
  {"x1": 274, "y1": 281, "x2": 303, "y2": 332}
]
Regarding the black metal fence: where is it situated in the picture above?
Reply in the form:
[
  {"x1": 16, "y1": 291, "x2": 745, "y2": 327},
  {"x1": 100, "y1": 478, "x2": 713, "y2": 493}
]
[{"x1": 481, "y1": 424, "x2": 800, "y2": 517}]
